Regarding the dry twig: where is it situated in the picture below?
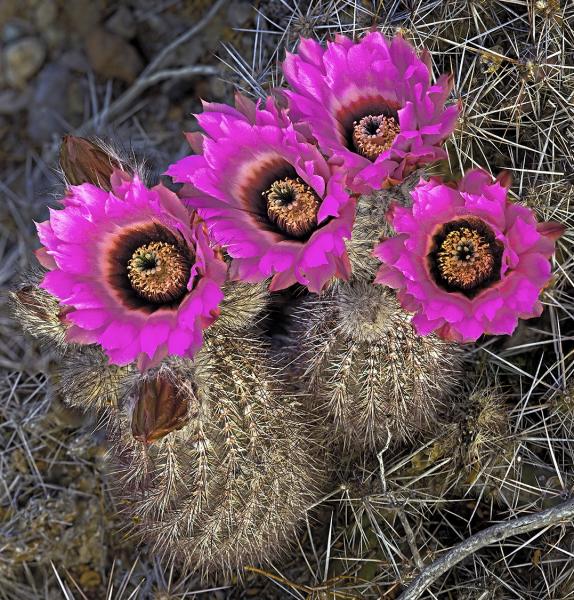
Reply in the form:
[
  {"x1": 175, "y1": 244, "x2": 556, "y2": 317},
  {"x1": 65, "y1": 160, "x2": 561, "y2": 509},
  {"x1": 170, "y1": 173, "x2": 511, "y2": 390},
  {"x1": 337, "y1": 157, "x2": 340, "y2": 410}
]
[{"x1": 398, "y1": 497, "x2": 574, "y2": 600}]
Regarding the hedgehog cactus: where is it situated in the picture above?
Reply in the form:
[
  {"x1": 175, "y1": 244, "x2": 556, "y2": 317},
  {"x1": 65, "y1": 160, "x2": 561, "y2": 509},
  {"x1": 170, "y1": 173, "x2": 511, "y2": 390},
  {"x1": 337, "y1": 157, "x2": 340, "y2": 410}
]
[
  {"x1": 8, "y1": 10, "x2": 572, "y2": 597},
  {"x1": 441, "y1": 387, "x2": 522, "y2": 505},
  {"x1": 404, "y1": 385, "x2": 532, "y2": 510},
  {"x1": 14, "y1": 285, "x2": 325, "y2": 573},
  {"x1": 10, "y1": 136, "x2": 326, "y2": 576},
  {"x1": 105, "y1": 340, "x2": 323, "y2": 574},
  {"x1": 290, "y1": 280, "x2": 461, "y2": 450}
]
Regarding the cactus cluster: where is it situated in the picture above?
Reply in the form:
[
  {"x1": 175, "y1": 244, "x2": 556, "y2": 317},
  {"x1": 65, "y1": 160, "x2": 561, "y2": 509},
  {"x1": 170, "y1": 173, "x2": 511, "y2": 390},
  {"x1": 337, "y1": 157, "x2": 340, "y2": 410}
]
[
  {"x1": 5, "y1": 0, "x2": 574, "y2": 598},
  {"x1": 13, "y1": 245, "x2": 326, "y2": 578},
  {"x1": 10, "y1": 138, "x2": 327, "y2": 579}
]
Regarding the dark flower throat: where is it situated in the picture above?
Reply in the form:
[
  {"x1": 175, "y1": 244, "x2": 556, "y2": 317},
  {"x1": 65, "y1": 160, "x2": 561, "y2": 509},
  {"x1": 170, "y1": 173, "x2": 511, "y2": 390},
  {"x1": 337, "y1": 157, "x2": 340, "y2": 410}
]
[
  {"x1": 428, "y1": 217, "x2": 503, "y2": 298},
  {"x1": 107, "y1": 223, "x2": 194, "y2": 313}
]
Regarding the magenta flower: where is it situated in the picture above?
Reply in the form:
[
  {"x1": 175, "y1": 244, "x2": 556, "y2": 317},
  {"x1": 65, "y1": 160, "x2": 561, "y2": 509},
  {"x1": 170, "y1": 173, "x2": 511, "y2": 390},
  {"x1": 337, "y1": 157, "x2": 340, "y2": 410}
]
[
  {"x1": 374, "y1": 170, "x2": 565, "y2": 342},
  {"x1": 282, "y1": 33, "x2": 459, "y2": 193},
  {"x1": 36, "y1": 171, "x2": 227, "y2": 369},
  {"x1": 167, "y1": 94, "x2": 355, "y2": 293}
]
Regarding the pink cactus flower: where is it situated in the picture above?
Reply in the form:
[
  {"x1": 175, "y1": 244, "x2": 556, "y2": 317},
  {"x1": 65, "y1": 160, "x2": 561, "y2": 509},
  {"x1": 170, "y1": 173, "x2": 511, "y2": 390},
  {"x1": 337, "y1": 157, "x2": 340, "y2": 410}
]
[
  {"x1": 167, "y1": 94, "x2": 356, "y2": 293},
  {"x1": 36, "y1": 171, "x2": 227, "y2": 369},
  {"x1": 374, "y1": 170, "x2": 565, "y2": 342},
  {"x1": 282, "y1": 32, "x2": 460, "y2": 193}
]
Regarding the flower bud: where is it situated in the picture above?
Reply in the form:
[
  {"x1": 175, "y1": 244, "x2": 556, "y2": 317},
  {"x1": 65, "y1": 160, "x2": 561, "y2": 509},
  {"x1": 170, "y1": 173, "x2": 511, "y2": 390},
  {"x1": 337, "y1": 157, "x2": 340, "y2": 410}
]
[
  {"x1": 131, "y1": 375, "x2": 190, "y2": 444},
  {"x1": 59, "y1": 136, "x2": 125, "y2": 190}
]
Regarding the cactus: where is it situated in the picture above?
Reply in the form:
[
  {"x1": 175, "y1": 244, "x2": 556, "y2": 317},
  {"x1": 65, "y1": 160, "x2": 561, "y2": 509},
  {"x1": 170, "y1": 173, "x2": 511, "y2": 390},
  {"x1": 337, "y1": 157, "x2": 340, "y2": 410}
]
[
  {"x1": 290, "y1": 280, "x2": 461, "y2": 451},
  {"x1": 13, "y1": 262, "x2": 324, "y2": 577},
  {"x1": 434, "y1": 386, "x2": 523, "y2": 507},
  {"x1": 285, "y1": 165, "x2": 461, "y2": 451},
  {"x1": 103, "y1": 332, "x2": 324, "y2": 575},
  {"x1": 5, "y1": 0, "x2": 574, "y2": 594},
  {"x1": 7, "y1": 136, "x2": 327, "y2": 578}
]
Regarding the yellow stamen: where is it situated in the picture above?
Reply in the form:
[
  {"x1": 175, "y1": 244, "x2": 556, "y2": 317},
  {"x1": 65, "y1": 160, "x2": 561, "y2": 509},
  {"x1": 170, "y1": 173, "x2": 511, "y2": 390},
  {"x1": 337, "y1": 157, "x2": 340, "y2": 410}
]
[
  {"x1": 127, "y1": 241, "x2": 190, "y2": 303},
  {"x1": 263, "y1": 177, "x2": 320, "y2": 238},
  {"x1": 436, "y1": 227, "x2": 494, "y2": 290},
  {"x1": 352, "y1": 114, "x2": 400, "y2": 161}
]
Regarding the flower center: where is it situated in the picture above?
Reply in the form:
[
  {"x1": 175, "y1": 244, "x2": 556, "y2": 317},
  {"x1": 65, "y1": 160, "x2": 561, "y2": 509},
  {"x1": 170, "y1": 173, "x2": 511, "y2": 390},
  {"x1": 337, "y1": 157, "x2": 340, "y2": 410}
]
[
  {"x1": 428, "y1": 218, "x2": 504, "y2": 298},
  {"x1": 263, "y1": 177, "x2": 320, "y2": 238},
  {"x1": 437, "y1": 228, "x2": 493, "y2": 285},
  {"x1": 352, "y1": 114, "x2": 400, "y2": 161},
  {"x1": 127, "y1": 241, "x2": 191, "y2": 304}
]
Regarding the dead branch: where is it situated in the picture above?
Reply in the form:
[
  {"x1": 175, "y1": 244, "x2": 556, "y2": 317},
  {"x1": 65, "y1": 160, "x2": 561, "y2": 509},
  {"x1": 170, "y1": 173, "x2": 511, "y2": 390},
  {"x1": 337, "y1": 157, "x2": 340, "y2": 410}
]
[{"x1": 398, "y1": 496, "x2": 574, "y2": 600}]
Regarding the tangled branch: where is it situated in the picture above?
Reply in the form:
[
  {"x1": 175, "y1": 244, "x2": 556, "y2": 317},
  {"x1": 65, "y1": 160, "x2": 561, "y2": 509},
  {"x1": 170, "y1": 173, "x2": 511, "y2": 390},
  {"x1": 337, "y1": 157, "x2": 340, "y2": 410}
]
[{"x1": 398, "y1": 497, "x2": 574, "y2": 600}]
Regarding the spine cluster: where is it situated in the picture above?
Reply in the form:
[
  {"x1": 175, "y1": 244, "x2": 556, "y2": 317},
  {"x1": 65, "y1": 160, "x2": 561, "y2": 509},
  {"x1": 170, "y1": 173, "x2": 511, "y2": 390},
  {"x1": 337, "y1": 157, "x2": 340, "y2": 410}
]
[
  {"x1": 106, "y1": 335, "x2": 323, "y2": 575},
  {"x1": 291, "y1": 280, "x2": 460, "y2": 450}
]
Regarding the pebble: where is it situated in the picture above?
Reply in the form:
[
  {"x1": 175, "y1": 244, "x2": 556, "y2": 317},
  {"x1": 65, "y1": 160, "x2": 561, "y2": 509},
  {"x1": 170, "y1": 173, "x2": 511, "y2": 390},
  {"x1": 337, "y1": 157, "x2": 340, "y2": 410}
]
[
  {"x1": 86, "y1": 29, "x2": 143, "y2": 83},
  {"x1": 5, "y1": 37, "x2": 46, "y2": 88},
  {"x1": 34, "y1": 0, "x2": 58, "y2": 30},
  {"x1": 2, "y1": 20, "x2": 28, "y2": 44},
  {"x1": 27, "y1": 63, "x2": 71, "y2": 143},
  {"x1": 42, "y1": 26, "x2": 65, "y2": 51},
  {"x1": 105, "y1": 6, "x2": 136, "y2": 40},
  {"x1": 62, "y1": 0, "x2": 102, "y2": 37}
]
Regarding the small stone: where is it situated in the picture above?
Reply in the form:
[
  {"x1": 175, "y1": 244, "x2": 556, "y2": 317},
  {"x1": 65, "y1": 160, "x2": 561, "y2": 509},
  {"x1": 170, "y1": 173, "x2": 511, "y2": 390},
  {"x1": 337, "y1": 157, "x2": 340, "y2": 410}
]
[
  {"x1": 86, "y1": 29, "x2": 143, "y2": 83},
  {"x1": 105, "y1": 6, "x2": 136, "y2": 40},
  {"x1": 34, "y1": 0, "x2": 58, "y2": 30},
  {"x1": 43, "y1": 26, "x2": 65, "y2": 51},
  {"x1": 228, "y1": 0, "x2": 252, "y2": 27},
  {"x1": 5, "y1": 37, "x2": 46, "y2": 88},
  {"x1": 2, "y1": 20, "x2": 27, "y2": 44},
  {"x1": 62, "y1": 0, "x2": 102, "y2": 36},
  {"x1": 27, "y1": 63, "x2": 70, "y2": 143}
]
